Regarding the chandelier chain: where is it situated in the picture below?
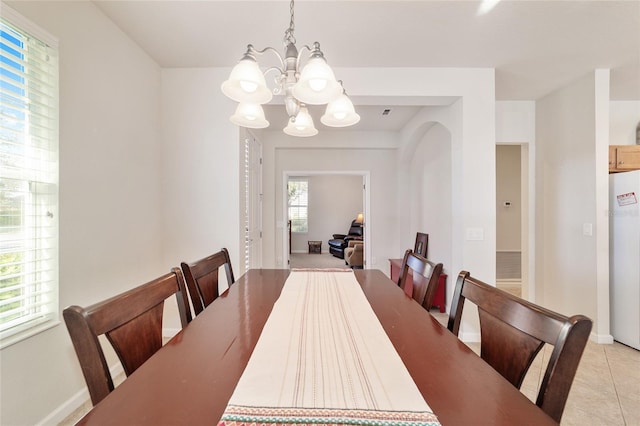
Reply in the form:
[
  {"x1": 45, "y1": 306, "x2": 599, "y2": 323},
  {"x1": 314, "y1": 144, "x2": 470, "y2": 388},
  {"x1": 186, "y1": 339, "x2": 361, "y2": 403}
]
[{"x1": 283, "y1": 0, "x2": 296, "y2": 46}]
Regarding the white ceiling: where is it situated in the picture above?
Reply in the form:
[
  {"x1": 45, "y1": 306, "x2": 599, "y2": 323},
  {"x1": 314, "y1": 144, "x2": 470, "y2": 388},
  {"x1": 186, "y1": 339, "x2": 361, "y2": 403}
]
[{"x1": 93, "y1": 0, "x2": 640, "y2": 132}]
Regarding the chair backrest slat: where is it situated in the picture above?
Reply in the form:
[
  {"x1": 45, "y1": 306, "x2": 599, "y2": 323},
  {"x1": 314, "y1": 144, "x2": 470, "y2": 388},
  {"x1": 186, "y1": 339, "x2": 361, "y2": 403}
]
[
  {"x1": 447, "y1": 270, "x2": 592, "y2": 423},
  {"x1": 88, "y1": 273, "x2": 188, "y2": 334},
  {"x1": 397, "y1": 250, "x2": 443, "y2": 310},
  {"x1": 181, "y1": 248, "x2": 235, "y2": 316}
]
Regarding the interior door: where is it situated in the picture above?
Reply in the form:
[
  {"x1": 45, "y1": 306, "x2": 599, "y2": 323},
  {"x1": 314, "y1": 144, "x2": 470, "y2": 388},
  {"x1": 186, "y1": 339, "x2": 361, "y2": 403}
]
[
  {"x1": 361, "y1": 175, "x2": 367, "y2": 268},
  {"x1": 244, "y1": 133, "x2": 263, "y2": 270}
]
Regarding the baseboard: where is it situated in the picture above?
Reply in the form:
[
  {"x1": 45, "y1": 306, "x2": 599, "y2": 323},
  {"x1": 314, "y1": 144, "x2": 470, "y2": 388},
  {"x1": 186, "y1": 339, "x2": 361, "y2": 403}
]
[
  {"x1": 496, "y1": 279, "x2": 521, "y2": 285},
  {"x1": 590, "y1": 332, "x2": 614, "y2": 344},
  {"x1": 36, "y1": 386, "x2": 89, "y2": 426},
  {"x1": 37, "y1": 364, "x2": 124, "y2": 426}
]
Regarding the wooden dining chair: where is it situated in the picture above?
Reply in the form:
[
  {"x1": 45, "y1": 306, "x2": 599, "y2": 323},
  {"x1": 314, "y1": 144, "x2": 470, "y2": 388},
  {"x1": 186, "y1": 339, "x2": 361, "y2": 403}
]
[
  {"x1": 63, "y1": 267, "x2": 192, "y2": 406},
  {"x1": 180, "y1": 247, "x2": 235, "y2": 317},
  {"x1": 397, "y1": 249, "x2": 443, "y2": 310},
  {"x1": 447, "y1": 271, "x2": 592, "y2": 423}
]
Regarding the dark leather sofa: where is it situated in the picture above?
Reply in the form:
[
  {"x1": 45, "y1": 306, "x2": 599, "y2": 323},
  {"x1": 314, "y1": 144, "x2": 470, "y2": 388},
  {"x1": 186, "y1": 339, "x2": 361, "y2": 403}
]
[{"x1": 328, "y1": 220, "x2": 363, "y2": 259}]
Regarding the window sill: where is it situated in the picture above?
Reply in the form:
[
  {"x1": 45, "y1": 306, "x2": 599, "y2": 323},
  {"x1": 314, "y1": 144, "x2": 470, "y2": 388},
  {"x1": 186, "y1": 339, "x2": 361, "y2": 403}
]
[{"x1": 0, "y1": 319, "x2": 61, "y2": 350}]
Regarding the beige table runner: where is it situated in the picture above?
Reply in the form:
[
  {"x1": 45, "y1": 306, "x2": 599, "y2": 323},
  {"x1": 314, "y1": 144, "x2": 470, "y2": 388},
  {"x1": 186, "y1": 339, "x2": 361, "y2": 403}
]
[{"x1": 218, "y1": 269, "x2": 440, "y2": 426}]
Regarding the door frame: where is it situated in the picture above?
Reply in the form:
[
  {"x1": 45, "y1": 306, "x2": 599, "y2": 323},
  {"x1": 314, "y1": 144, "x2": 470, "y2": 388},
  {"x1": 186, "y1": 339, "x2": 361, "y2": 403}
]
[
  {"x1": 496, "y1": 142, "x2": 534, "y2": 302},
  {"x1": 282, "y1": 170, "x2": 371, "y2": 268}
]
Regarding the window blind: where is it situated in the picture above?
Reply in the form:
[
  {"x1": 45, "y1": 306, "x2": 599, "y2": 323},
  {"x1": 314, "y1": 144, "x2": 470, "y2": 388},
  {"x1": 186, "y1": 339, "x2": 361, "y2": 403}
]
[
  {"x1": 288, "y1": 179, "x2": 308, "y2": 233},
  {"x1": 243, "y1": 138, "x2": 250, "y2": 272},
  {"x1": 0, "y1": 12, "x2": 59, "y2": 346}
]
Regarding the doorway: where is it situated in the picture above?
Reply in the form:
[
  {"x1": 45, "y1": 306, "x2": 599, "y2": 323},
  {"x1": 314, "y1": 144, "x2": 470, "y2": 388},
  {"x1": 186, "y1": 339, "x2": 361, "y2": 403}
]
[
  {"x1": 496, "y1": 144, "x2": 530, "y2": 299},
  {"x1": 282, "y1": 171, "x2": 370, "y2": 269}
]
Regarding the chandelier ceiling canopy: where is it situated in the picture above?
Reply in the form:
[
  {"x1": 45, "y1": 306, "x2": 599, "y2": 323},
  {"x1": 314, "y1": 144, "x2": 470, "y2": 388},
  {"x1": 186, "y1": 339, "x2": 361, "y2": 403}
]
[{"x1": 221, "y1": 0, "x2": 359, "y2": 137}]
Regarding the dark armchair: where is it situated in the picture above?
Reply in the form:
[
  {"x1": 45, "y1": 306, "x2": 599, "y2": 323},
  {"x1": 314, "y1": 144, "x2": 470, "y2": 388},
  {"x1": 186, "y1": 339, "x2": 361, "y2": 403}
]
[{"x1": 328, "y1": 219, "x2": 363, "y2": 259}]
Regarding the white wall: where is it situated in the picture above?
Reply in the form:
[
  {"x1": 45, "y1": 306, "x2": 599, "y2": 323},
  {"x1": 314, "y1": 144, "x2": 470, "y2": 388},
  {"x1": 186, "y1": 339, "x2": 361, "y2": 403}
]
[
  {"x1": 161, "y1": 66, "x2": 495, "y2": 337},
  {"x1": 160, "y1": 68, "x2": 240, "y2": 271},
  {"x1": 496, "y1": 101, "x2": 536, "y2": 143},
  {"x1": 393, "y1": 70, "x2": 496, "y2": 296},
  {"x1": 289, "y1": 175, "x2": 362, "y2": 254},
  {"x1": 390, "y1": 68, "x2": 495, "y2": 341},
  {"x1": 413, "y1": 123, "x2": 453, "y2": 283},
  {"x1": 610, "y1": 101, "x2": 640, "y2": 145},
  {"x1": 399, "y1": 98, "x2": 490, "y2": 337},
  {"x1": 535, "y1": 70, "x2": 612, "y2": 343},
  {"x1": 1, "y1": 2, "x2": 165, "y2": 424}
]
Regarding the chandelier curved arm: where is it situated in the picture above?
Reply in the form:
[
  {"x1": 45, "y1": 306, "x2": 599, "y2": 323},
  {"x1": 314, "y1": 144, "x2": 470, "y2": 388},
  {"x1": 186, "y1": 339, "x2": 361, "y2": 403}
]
[
  {"x1": 263, "y1": 66, "x2": 286, "y2": 95},
  {"x1": 263, "y1": 66, "x2": 284, "y2": 76},
  {"x1": 242, "y1": 45, "x2": 289, "y2": 94},
  {"x1": 294, "y1": 43, "x2": 315, "y2": 72},
  {"x1": 245, "y1": 45, "x2": 286, "y2": 71}
]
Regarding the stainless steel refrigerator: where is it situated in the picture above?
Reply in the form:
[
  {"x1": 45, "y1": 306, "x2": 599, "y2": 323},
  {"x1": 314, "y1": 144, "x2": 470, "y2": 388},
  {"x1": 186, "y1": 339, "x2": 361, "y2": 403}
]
[{"x1": 610, "y1": 170, "x2": 640, "y2": 350}]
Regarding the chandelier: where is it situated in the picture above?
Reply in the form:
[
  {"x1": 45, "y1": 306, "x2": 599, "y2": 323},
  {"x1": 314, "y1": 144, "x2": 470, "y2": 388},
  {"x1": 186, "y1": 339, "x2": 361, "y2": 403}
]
[{"x1": 221, "y1": 0, "x2": 360, "y2": 137}]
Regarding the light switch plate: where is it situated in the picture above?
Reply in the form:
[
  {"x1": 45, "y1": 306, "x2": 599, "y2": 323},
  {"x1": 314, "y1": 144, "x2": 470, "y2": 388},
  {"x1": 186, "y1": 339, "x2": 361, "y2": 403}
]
[{"x1": 466, "y1": 227, "x2": 484, "y2": 241}]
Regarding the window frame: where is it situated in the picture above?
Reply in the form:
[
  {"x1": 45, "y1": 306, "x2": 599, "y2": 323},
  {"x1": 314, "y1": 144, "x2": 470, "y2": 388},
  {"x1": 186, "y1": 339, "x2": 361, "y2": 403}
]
[
  {"x1": 287, "y1": 178, "x2": 309, "y2": 234},
  {"x1": 0, "y1": 6, "x2": 60, "y2": 349}
]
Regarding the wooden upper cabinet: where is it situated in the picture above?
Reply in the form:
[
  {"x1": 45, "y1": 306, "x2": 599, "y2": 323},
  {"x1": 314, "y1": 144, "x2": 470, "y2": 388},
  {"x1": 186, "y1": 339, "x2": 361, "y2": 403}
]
[{"x1": 609, "y1": 145, "x2": 640, "y2": 172}]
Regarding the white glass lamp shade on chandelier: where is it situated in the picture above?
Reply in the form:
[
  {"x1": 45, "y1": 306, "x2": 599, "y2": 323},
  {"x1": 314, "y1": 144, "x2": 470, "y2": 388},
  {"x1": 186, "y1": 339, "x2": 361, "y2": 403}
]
[
  {"x1": 320, "y1": 93, "x2": 360, "y2": 127},
  {"x1": 291, "y1": 56, "x2": 343, "y2": 105},
  {"x1": 283, "y1": 107, "x2": 317, "y2": 137},
  {"x1": 230, "y1": 103, "x2": 270, "y2": 128},
  {"x1": 220, "y1": 0, "x2": 359, "y2": 137},
  {"x1": 221, "y1": 59, "x2": 273, "y2": 104}
]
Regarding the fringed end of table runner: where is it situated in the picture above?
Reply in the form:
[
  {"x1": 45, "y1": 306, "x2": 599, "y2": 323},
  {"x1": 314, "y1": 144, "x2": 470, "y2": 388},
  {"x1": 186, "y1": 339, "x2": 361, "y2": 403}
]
[
  {"x1": 219, "y1": 405, "x2": 440, "y2": 426},
  {"x1": 290, "y1": 268, "x2": 353, "y2": 272}
]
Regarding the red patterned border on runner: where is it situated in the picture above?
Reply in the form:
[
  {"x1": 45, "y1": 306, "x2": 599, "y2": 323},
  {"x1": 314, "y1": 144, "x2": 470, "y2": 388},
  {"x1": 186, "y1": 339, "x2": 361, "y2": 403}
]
[{"x1": 219, "y1": 405, "x2": 440, "y2": 426}]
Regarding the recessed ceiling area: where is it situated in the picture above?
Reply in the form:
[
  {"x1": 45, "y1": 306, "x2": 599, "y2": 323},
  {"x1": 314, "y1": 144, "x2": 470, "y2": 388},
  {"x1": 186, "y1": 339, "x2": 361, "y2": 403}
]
[
  {"x1": 263, "y1": 96, "x2": 458, "y2": 132},
  {"x1": 262, "y1": 105, "x2": 422, "y2": 133}
]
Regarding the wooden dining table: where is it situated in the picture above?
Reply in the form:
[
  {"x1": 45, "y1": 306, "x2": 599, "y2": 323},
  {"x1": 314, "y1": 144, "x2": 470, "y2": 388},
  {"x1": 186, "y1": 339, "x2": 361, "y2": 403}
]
[{"x1": 76, "y1": 269, "x2": 557, "y2": 425}]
